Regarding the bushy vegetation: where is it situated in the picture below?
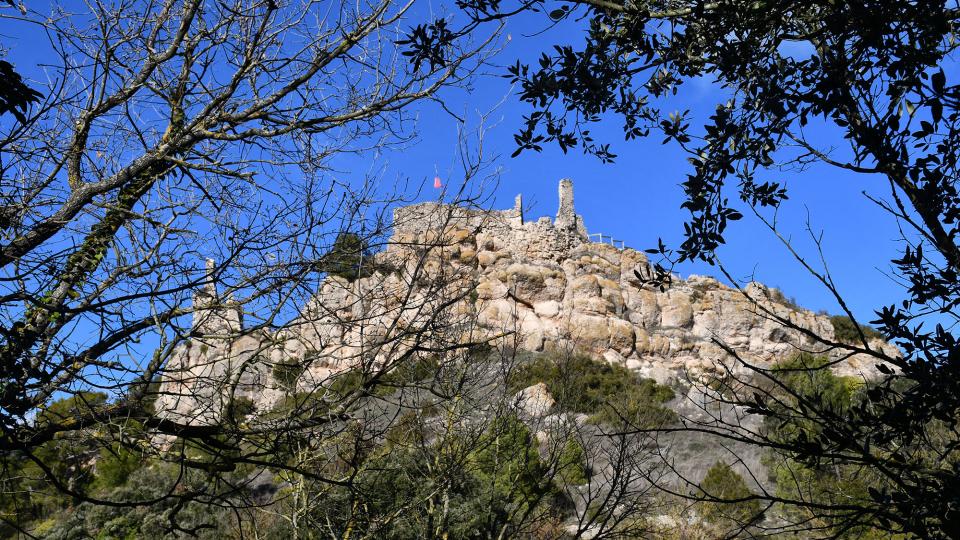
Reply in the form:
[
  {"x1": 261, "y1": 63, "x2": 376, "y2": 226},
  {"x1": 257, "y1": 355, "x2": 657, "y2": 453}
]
[
  {"x1": 24, "y1": 463, "x2": 247, "y2": 540},
  {"x1": 10, "y1": 349, "x2": 908, "y2": 539},
  {"x1": 697, "y1": 461, "x2": 762, "y2": 526},
  {"x1": 508, "y1": 352, "x2": 677, "y2": 427},
  {"x1": 271, "y1": 360, "x2": 305, "y2": 391},
  {"x1": 768, "y1": 287, "x2": 801, "y2": 310},
  {"x1": 224, "y1": 396, "x2": 256, "y2": 422},
  {"x1": 284, "y1": 412, "x2": 574, "y2": 539},
  {"x1": 4, "y1": 352, "x2": 660, "y2": 538},
  {"x1": 0, "y1": 393, "x2": 240, "y2": 539},
  {"x1": 317, "y1": 232, "x2": 372, "y2": 282},
  {"x1": 1, "y1": 393, "x2": 115, "y2": 535},
  {"x1": 267, "y1": 355, "x2": 442, "y2": 421},
  {"x1": 556, "y1": 438, "x2": 589, "y2": 486},
  {"x1": 763, "y1": 354, "x2": 893, "y2": 538},
  {"x1": 830, "y1": 315, "x2": 882, "y2": 344},
  {"x1": 92, "y1": 444, "x2": 142, "y2": 490},
  {"x1": 36, "y1": 392, "x2": 109, "y2": 426},
  {"x1": 770, "y1": 353, "x2": 862, "y2": 416}
]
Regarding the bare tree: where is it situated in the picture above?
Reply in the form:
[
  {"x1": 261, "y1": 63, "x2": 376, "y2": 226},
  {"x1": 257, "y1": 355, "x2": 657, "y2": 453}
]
[{"x1": 0, "y1": 0, "x2": 506, "y2": 533}]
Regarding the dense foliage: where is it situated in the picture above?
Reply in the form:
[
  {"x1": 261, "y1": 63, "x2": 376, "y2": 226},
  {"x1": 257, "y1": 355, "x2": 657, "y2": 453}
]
[
  {"x1": 451, "y1": 0, "x2": 960, "y2": 535},
  {"x1": 830, "y1": 315, "x2": 882, "y2": 344},
  {"x1": 761, "y1": 354, "x2": 896, "y2": 538},
  {"x1": 508, "y1": 351, "x2": 677, "y2": 427},
  {"x1": 317, "y1": 232, "x2": 373, "y2": 282},
  {"x1": 5, "y1": 387, "x2": 589, "y2": 538},
  {"x1": 697, "y1": 461, "x2": 762, "y2": 527}
]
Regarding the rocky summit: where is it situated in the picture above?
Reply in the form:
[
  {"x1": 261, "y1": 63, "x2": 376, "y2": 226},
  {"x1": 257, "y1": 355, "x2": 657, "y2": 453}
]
[{"x1": 157, "y1": 179, "x2": 894, "y2": 422}]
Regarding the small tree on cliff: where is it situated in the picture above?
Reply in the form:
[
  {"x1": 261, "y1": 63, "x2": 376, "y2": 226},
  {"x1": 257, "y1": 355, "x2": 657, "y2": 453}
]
[
  {"x1": 452, "y1": 0, "x2": 960, "y2": 536},
  {"x1": 318, "y1": 232, "x2": 371, "y2": 282}
]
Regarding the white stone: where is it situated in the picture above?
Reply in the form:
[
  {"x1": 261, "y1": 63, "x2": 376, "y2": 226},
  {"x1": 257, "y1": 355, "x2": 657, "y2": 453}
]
[
  {"x1": 534, "y1": 300, "x2": 561, "y2": 318},
  {"x1": 514, "y1": 382, "x2": 556, "y2": 418}
]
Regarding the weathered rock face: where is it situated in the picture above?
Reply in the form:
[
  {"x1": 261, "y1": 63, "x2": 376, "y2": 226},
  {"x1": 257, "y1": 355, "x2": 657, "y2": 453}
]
[{"x1": 156, "y1": 179, "x2": 894, "y2": 420}]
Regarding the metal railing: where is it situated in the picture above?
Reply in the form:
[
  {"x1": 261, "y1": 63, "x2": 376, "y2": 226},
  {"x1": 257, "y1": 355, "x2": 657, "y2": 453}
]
[{"x1": 588, "y1": 233, "x2": 626, "y2": 250}]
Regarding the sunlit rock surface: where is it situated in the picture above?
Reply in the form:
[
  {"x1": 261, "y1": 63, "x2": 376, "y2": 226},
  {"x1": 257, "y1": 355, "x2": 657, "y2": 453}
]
[{"x1": 156, "y1": 179, "x2": 895, "y2": 421}]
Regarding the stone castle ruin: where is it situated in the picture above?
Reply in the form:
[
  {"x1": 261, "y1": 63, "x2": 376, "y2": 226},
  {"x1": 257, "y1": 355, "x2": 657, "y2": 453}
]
[{"x1": 156, "y1": 179, "x2": 894, "y2": 422}]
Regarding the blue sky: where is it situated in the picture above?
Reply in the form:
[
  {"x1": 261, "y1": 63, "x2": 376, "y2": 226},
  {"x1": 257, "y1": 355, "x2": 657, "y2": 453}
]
[
  {"x1": 0, "y1": 1, "x2": 908, "y2": 327},
  {"x1": 342, "y1": 9, "x2": 907, "y2": 324}
]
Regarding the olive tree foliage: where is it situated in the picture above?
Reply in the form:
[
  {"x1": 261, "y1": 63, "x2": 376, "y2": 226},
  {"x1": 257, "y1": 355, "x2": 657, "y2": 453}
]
[
  {"x1": 0, "y1": 58, "x2": 41, "y2": 126},
  {"x1": 0, "y1": 0, "x2": 502, "y2": 522},
  {"x1": 452, "y1": 0, "x2": 960, "y2": 537},
  {"x1": 0, "y1": 0, "x2": 42, "y2": 125}
]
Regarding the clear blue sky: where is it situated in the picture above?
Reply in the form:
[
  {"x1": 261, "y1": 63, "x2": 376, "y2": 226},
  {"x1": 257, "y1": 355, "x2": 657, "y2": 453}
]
[
  {"x1": 345, "y1": 8, "x2": 906, "y2": 324},
  {"x1": 0, "y1": 1, "x2": 907, "y2": 326}
]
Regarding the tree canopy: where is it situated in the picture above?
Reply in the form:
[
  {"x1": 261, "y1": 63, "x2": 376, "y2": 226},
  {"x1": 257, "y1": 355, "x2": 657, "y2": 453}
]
[
  {"x1": 456, "y1": 0, "x2": 960, "y2": 536},
  {"x1": 0, "y1": 0, "x2": 503, "y2": 533}
]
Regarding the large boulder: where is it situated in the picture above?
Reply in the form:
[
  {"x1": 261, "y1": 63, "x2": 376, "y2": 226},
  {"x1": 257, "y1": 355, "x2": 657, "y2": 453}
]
[{"x1": 514, "y1": 382, "x2": 556, "y2": 418}]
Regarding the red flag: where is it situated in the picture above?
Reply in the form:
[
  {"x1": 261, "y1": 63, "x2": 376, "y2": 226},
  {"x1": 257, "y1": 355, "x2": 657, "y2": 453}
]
[{"x1": 433, "y1": 175, "x2": 443, "y2": 189}]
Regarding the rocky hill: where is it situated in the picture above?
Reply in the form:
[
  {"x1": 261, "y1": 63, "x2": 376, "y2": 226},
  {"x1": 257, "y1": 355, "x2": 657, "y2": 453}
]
[{"x1": 156, "y1": 179, "x2": 894, "y2": 423}]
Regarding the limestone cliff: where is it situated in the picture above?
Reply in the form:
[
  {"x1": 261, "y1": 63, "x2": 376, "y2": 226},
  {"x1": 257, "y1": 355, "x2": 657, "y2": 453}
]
[{"x1": 156, "y1": 179, "x2": 894, "y2": 421}]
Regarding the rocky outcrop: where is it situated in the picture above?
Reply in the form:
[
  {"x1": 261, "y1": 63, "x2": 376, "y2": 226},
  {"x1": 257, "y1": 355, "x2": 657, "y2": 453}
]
[
  {"x1": 514, "y1": 383, "x2": 557, "y2": 418},
  {"x1": 156, "y1": 179, "x2": 894, "y2": 420}
]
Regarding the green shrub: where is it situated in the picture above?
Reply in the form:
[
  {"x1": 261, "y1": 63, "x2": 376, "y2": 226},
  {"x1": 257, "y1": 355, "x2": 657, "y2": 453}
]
[
  {"x1": 266, "y1": 359, "x2": 435, "y2": 422},
  {"x1": 291, "y1": 412, "x2": 567, "y2": 539},
  {"x1": 764, "y1": 353, "x2": 901, "y2": 538},
  {"x1": 556, "y1": 438, "x2": 589, "y2": 485},
  {"x1": 296, "y1": 357, "x2": 441, "y2": 404},
  {"x1": 37, "y1": 391, "x2": 108, "y2": 426},
  {"x1": 327, "y1": 367, "x2": 368, "y2": 397},
  {"x1": 587, "y1": 388, "x2": 679, "y2": 428},
  {"x1": 271, "y1": 360, "x2": 305, "y2": 390},
  {"x1": 225, "y1": 396, "x2": 256, "y2": 421},
  {"x1": 93, "y1": 444, "x2": 142, "y2": 490},
  {"x1": 830, "y1": 315, "x2": 882, "y2": 343},
  {"x1": 470, "y1": 414, "x2": 548, "y2": 503},
  {"x1": 12, "y1": 394, "x2": 112, "y2": 519},
  {"x1": 697, "y1": 461, "x2": 762, "y2": 525},
  {"x1": 508, "y1": 352, "x2": 677, "y2": 427},
  {"x1": 140, "y1": 375, "x2": 163, "y2": 415},
  {"x1": 317, "y1": 232, "x2": 371, "y2": 281},
  {"x1": 266, "y1": 390, "x2": 327, "y2": 419},
  {"x1": 379, "y1": 355, "x2": 440, "y2": 388},
  {"x1": 770, "y1": 353, "x2": 861, "y2": 425},
  {"x1": 38, "y1": 463, "x2": 230, "y2": 539},
  {"x1": 768, "y1": 287, "x2": 801, "y2": 310}
]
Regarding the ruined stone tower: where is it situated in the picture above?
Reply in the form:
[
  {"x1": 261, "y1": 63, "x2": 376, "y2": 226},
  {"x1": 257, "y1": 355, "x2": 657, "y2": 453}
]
[
  {"x1": 191, "y1": 258, "x2": 242, "y2": 337},
  {"x1": 554, "y1": 178, "x2": 588, "y2": 240},
  {"x1": 555, "y1": 178, "x2": 576, "y2": 230}
]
